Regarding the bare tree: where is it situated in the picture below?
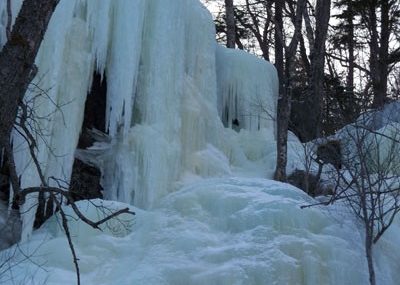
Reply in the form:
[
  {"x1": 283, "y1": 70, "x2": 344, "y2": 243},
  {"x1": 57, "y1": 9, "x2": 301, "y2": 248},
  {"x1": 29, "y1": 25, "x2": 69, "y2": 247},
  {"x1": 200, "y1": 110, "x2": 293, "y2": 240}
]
[
  {"x1": 338, "y1": 121, "x2": 400, "y2": 285},
  {"x1": 363, "y1": 0, "x2": 398, "y2": 107},
  {"x1": 274, "y1": 0, "x2": 307, "y2": 181},
  {"x1": 328, "y1": 0, "x2": 400, "y2": 108},
  {"x1": 0, "y1": 0, "x2": 61, "y2": 254},
  {"x1": 303, "y1": 0, "x2": 331, "y2": 139},
  {"x1": 234, "y1": 0, "x2": 274, "y2": 60},
  {"x1": 225, "y1": 0, "x2": 236, "y2": 48},
  {"x1": 0, "y1": 0, "x2": 59, "y2": 157},
  {"x1": 302, "y1": 115, "x2": 400, "y2": 285}
]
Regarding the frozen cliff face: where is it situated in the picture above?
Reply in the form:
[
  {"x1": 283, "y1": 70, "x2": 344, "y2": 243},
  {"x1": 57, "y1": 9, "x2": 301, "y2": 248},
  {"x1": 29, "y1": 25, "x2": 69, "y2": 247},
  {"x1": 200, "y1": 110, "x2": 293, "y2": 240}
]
[{"x1": 0, "y1": 0, "x2": 278, "y2": 238}]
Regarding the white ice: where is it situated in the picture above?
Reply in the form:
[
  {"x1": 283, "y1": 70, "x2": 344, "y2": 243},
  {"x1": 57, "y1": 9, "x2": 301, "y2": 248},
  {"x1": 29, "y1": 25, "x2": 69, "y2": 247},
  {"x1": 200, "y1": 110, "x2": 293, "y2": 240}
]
[
  {"x1": 1, "y1": 0, "x2": 280, "y2": 234},
  {"x1": 0, "y1": 0, "x2": 399, "y2": 284},
  {"x1": 2, "y1": 179, "x2": 400, "y2": 285}
]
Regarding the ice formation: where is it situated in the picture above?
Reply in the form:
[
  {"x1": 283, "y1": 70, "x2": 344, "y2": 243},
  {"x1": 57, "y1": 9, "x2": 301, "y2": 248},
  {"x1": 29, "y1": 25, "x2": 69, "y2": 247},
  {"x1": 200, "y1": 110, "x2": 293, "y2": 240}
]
[
  {"x1": 0, "y1": 0, "x2": 399, "y2": 284},
  {"x1": 216, "y1": 46, "x2": 277, "y2": 133},
  {"x1": 3, "y1": 179, "x2": 400, "y2": 285},
  {"x1": 1, "y1": 0, "x2": 278, "y2": 238}
]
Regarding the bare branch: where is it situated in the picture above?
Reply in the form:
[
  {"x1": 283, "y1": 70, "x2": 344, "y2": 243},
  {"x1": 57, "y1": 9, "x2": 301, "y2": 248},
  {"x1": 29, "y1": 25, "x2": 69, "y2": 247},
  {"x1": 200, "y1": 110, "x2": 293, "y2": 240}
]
[{"x1": 6, "y1": 0, "x2": 12, "y2": 41}]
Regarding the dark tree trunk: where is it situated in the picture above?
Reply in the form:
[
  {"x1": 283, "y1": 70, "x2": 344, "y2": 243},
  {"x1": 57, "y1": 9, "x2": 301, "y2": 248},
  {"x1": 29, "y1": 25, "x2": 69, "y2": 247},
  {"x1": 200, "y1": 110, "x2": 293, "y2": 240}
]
[
  {"x1": 5, "y1": 0, "x2": 12, "y2": 41},
  {"x1": 299, "y1": 36, "x2": 310, "y2": 76},
  {"x1": 273, "y1": 0, "x2": 285, "y2": 181},
  {"x1": 368, "y1": 1, "x2": 390, "y2": 108},
  {"x1": 346, "y1": 3, "x2": 355, "y2": 92},
  {"x1": 274, "y1": 0, "x2": 306, "y2": 181},
  {"x1": 0, "y1": 0, "x2": 59, "y2": 192},
  {"x1": 274, "y1": 0, "x2": 284, "y2": 93},
  {"x1": 373, "y1": 0, "x2": 389, "y2": 107},
  {"x1": 361, "y1": 188, "x2": 376, "y2": 285},
  {"x1": 305, "y1": 0, "x2": 331, "y2": 140},
  {"x1": 365, "y1": 231, "x2": 376, "y2": 285},
  {"x1": 368, "y1": 3, "x2": 381, "y2": 107},
  {"x1": 225, "y1": 0, "x2": 235, "y2": 49},
  {"x1": 0, "y1": 0, "x2": 59, "y2": 246}
]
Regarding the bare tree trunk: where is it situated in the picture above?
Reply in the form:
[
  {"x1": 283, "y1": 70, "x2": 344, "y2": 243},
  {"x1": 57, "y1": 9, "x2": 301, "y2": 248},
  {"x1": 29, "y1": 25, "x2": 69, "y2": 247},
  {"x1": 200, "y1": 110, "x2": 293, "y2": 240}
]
[
  {"x1": 273, "y1": 0, "x2": 286, "y2": 181},
  {"x1": 299, "y1": 36, "x2": 310, "y2": 76},
  {"x1": 275, "y1": 80, "x2": 290, "y2": 182},
  {"x1": 365, "y1": 230, "x2": 376, "y2": 285},
  {"x1": 346, "y1": 2, "x2": 355, "y2": 92},
  {"x1": 361, "y1": 184, "x2": 376, "y2": 285},
  {"x1": 274, "y1": 0, "x2": 306, "y2": 181},
  {"x1": 368, "y1": 3, "x2": 381, "y2": 108},
  {"x1": 0, "y1": 0, "x2": 58, "y2": 133},
  {"x1": 374, "y1": 0, "x2": 389, "y2": 107},
  {"x1": 225, "y1": 0, "x2": 235, "y2": 49},
  {"x1": 274, "y1": 0, "x2": 284, "y2": 85},
  {"x1": 368, "y1": 1, "x2": 390, "y2": 108},
  {"x1": 0, "y1": 0, "x2": 59, "y2": 245},
  {"x1": 0, "y1": 0, "x2": 59, "y2": 184},
  {"x1": 306, "y1": 0, "x2": 331, "y2": 139},
  {"x1": 6, "y1": 0, "x2": 12, "y2": 41}
]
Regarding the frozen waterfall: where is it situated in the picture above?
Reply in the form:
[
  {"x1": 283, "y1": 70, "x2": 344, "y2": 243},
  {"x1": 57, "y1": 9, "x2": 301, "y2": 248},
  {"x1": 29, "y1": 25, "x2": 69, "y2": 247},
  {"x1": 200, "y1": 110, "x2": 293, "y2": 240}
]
[
  {"x1": 0, "y1": 0, "x2": 399, "y2": 285},
  {"x1": 1, "y1": 0, "x2": 277, "y2": 239}
]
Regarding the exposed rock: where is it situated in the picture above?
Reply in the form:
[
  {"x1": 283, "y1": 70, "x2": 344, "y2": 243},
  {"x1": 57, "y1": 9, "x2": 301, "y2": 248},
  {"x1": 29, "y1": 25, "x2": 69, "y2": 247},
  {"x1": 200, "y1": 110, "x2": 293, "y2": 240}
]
[
  {"x1": 0, "y1": 151, "x2": 10, "y2": 205},
  {"x1": 288, "y1": 169, "x2": 333, "y2": 197},
  {"x1": 69, "y1": 158, "x2": 103, "y2": 202},
  {"x1": 68, "y1": 71, "x2": 106, "y2": 202},
  {"x1": 0, "y1": 173, "x2": 8, "y2": 203},
  {"x1": 317, "y1": 140, "x2": 342, "y2": 170}
]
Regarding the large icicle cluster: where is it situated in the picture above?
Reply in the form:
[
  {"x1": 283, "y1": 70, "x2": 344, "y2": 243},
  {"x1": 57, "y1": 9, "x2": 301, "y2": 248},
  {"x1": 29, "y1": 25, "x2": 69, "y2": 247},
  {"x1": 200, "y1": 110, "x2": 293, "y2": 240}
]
[{"x1": 0, "y1": 0, "x2": 277, "y2": 239}]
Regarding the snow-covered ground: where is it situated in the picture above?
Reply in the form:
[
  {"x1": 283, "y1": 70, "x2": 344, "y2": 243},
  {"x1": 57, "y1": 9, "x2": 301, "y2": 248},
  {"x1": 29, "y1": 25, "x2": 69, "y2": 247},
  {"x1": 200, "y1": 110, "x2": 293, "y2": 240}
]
[{"x1": 2, "y1": 177, "x2": 400, "y2": 285}]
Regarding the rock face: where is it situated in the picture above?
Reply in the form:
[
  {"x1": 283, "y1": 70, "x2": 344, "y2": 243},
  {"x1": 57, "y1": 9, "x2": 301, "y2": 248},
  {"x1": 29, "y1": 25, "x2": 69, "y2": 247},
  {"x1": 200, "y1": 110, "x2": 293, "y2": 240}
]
[
  {"x1": 69, "y1": 159, "x2": 103, "y2": 202},
  {"x1": 68, "y1": 71, "x2": 107, "y2": 203},
  {"x1": 287, "y1": 169, "x2": 333, "y2": 197},
  {"x1": 0, "y1": 171, "x2": 9, "y2": 205}
]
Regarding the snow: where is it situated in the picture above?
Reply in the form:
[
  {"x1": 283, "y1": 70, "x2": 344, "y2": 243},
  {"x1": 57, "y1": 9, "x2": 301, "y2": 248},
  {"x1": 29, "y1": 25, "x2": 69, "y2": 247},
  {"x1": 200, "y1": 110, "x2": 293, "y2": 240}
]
[
  {"x1": 3, "y1": 178, "x2": 400, "y2": 285},
  {"x1": 336, "y1": 113, "x2": 400, "y2": 175},
  {"x1": 0, "y1": 0, "x2": 399, "y2": 284}
]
